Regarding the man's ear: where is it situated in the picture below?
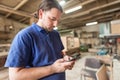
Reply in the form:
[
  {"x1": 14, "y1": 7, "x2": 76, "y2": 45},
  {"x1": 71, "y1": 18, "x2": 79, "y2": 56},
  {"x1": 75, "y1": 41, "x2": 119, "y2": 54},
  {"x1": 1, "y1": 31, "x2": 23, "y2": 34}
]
[{"x1": 38, "y1": 9, "x2": 44, "y2": 19}]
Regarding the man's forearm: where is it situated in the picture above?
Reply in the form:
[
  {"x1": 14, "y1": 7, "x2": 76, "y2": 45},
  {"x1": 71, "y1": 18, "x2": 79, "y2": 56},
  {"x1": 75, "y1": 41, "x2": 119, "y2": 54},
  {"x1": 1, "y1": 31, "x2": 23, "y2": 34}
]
[
  {"x1": 9, "y1": 65, "x2": 54, "y2": 80},
  {"x1": 9, "y1": 58, "x2": 74, "y2": 80}
]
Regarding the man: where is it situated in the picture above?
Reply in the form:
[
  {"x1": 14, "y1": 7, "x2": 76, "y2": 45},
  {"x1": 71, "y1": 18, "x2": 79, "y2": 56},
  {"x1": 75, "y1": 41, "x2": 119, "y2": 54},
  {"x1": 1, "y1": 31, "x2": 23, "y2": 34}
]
[{"x1": 5, "y1": 0, "x2": 75, "y2": 80}]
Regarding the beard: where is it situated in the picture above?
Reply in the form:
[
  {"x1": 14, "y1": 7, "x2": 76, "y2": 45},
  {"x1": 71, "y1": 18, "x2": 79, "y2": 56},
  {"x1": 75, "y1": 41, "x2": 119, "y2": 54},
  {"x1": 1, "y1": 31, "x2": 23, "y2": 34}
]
[{"x1": 42, "y1": 23, "x2": 54, "y2": 32}]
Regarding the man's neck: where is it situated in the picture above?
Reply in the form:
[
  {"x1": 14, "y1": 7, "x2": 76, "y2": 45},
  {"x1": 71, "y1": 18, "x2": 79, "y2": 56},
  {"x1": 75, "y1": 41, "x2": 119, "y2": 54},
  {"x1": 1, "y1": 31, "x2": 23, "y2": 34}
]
[
  {"x1": 36, "y1": 20, "x2": 42, "y2": 27},
  {"x1": 36, "y1": 21, "x2": 50, "y2": 33}
]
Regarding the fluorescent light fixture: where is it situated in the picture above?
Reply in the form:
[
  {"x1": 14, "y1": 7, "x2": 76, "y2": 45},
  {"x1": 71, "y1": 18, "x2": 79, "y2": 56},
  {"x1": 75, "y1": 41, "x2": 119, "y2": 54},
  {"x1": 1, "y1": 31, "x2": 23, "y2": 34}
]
[
  {"x1": 65, "y1": 6, "x2": 82, "y2": 14},
  {"x1": 86, "y1": 21, "x2": 98, "y2": 26},
  {"x1": 54, "y1": 27, "x2": 58, "y2": 30},
  {"x1": 59, "y1": 0, "x2": 66, "y2": 6}
]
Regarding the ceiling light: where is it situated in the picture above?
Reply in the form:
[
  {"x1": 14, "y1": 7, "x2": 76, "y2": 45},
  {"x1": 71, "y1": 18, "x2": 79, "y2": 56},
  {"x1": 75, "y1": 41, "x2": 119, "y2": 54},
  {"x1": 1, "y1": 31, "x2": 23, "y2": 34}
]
[
  {"x1": 86, "y1": 21, "x2": 98, "y2": 26},
  {"x1": 65, "y1": 6, "x2": 82, "y2": 14},
  {"x1": 59, "y1": 0, "x2": 66, "y2": 6}
]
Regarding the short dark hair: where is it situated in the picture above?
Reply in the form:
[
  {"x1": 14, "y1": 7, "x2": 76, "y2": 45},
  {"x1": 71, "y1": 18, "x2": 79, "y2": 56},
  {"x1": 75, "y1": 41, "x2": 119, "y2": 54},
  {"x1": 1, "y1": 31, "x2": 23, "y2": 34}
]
[{"x1": 35, "y1": 0, "x2": 63, "y2": 18}]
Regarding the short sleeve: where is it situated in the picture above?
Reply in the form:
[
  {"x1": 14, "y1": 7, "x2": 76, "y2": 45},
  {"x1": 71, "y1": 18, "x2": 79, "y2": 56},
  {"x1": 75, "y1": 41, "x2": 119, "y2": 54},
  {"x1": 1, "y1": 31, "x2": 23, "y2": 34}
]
[{"x1": 5, "y1": 31, "x2": 32, "y2": 67}]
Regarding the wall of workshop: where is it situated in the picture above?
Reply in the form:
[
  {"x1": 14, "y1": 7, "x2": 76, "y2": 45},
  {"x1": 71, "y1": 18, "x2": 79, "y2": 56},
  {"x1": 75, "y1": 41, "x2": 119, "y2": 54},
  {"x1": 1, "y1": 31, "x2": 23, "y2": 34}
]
[
  {"x1": 60, "y1": 25, "x2": 100, "y2": 50},
  {"x1": 99, "y1": 22, "x2": 111, "y2": 37},
  {"x1": 111, "y1": 19, "x2": 120, "y2": 34},
  {"x1": 0, "y1": 17, "x2": 28, "y2": 43},
  {"x1": 77, "y1": 25, "x2": 99, "y2": 48},
  {"x1": 75, "y1": 22, "x2": 111, "y2": 38},
  {"x1": 60, "y1": 30, "x2": 75, "y2": 37},
  {"x1": 111, "y1": 19, "x2": 120, "y2": 55},
  {"x1": 75, "y1": 24, "x2": 99, "y2": 38},
  {"x1": 60, "y1": 20, "x2": 120, "y2": 50},
  {"x1": 81, "y1": 25, "x2": 99, "y2": 32}
]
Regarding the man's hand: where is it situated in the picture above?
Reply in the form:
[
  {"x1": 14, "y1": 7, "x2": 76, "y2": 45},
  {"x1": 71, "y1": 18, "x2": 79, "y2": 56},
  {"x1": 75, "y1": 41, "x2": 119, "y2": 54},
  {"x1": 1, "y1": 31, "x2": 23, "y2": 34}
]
[{"x1": 51, "y1": 57, "x2": 75, "y2": 73}]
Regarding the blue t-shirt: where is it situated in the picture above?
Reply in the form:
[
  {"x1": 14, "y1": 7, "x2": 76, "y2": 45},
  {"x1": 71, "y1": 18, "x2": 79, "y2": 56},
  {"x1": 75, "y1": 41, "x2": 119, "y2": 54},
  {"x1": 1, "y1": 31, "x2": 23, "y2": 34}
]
[{"x1": 5, "y1": 23, "x2": 65, "y2": 80}]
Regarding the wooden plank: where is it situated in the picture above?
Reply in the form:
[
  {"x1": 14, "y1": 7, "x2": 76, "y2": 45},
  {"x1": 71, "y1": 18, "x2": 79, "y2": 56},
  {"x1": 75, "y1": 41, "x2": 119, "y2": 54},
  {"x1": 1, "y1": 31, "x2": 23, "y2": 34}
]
[
  {"x1": 0, "y1": 44, "x2": 10, "y2": 47},
  {"x1": 96, "y1": 64, "x2": 109, "y2": 80},
  {"x1": 0, "y1": 52, "x2": 8, "y2": 57}
]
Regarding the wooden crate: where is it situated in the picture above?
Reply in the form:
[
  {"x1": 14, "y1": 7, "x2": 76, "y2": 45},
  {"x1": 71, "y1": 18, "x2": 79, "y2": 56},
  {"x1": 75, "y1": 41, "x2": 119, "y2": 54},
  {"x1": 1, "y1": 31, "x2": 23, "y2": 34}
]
[{"x1": 61, "y1": 36, "x2": 80, "y2": 51}]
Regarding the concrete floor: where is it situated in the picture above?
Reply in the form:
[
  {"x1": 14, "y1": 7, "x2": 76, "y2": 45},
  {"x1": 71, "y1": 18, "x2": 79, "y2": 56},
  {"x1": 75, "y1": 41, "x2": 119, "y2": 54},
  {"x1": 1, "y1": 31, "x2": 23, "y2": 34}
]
[
  {"x1": 66, "y1": 52, "x2": 120, "y2": 80},
  {"x1": 66, "y1": 55, "x2": 95, "y2": 80},
  {"x1": 0, "y1": 53, "x2": 120, "y2": 80},
  {"x1": 66, "y1": 56, "x2": 84, "y2": 80}
]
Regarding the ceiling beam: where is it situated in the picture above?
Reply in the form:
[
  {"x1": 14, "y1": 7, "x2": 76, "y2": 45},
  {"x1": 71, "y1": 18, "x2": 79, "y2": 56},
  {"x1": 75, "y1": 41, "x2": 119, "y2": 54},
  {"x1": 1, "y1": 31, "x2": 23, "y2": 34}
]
[
  {"x1": 62, "y1": 0, "x2": 120, "y2": 20},
  {"x1": 0, "y1": 4, "x2": 32, "y2": 18},
  {"x1": 61, "y1": 11, "x2": 119, "y2": 29},
  {"x1": 116, "y1": 12, "x2": 120, "y2": 18},
  {"x1": 64, "y1": 0, "x2": 95, "y2": 10},
  {"x1": 19, "y1": 17, "x2": 28, "y2": 22},
  {"x1": 61, "y1": 7, "x2": 120, "y2": 25},
  {"x1": 66, "y1": 13, "x2": 115, "y2": 28},
  {"x1": 5, "y1": 0, "x2": 29, "y2": 18}
]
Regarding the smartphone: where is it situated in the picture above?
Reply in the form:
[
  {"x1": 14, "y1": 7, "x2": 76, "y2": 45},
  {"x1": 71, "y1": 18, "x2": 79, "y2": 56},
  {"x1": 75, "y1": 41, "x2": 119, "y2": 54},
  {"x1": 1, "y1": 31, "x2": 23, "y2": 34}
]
[{"x1": 68, "y1": 53, "x2": 80, "y2": 61}]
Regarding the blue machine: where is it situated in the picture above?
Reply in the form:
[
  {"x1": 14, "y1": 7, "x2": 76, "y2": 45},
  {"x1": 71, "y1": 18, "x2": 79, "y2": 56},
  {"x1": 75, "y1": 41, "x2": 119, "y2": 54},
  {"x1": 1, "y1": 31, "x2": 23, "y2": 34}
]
[{"x1": 97, "y1": 48, "x2": 108, "y2": 55}]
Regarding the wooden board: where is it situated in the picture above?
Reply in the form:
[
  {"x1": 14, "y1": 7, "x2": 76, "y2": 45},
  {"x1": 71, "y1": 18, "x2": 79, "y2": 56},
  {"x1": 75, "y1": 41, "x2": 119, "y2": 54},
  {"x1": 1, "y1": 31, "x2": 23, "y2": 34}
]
[{"x1": 96, "y1": 64, "x2": 109, "y2": 80}]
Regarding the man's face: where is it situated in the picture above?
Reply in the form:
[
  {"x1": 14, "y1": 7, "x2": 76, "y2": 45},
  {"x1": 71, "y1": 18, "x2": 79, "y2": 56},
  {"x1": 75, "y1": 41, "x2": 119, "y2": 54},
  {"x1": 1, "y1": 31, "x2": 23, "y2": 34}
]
[{"x1": 41, "y1": 8, "x2": 62, "y2": 32}]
